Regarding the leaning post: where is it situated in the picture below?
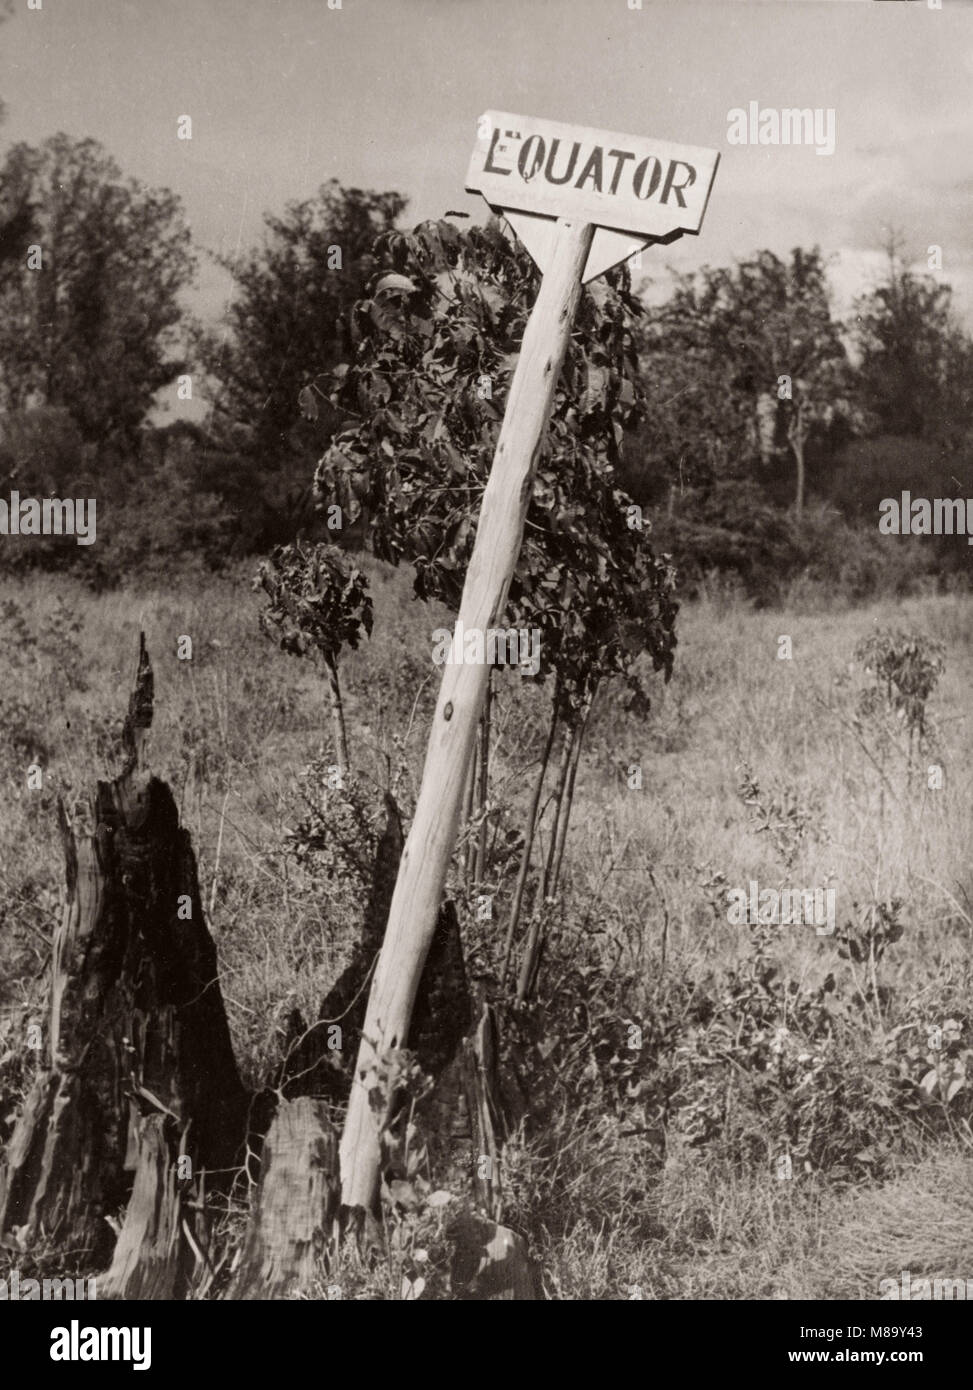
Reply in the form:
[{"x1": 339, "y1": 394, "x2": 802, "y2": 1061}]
[{"x1": 340, "y1": 111, "x2": 719, "y2": 1212}]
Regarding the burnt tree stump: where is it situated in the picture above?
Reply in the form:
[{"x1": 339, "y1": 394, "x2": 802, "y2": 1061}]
[
  {"x1": 0, "y1": 636, "x2": 248, "y2": 1269},
  {"x1": 280, "y1": 783, "x2": 472, "y2": 1109}
]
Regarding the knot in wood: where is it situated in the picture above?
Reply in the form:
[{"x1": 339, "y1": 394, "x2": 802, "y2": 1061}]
[{"x1": 443, "y1": 702, "x2": 453, "y2": 721}]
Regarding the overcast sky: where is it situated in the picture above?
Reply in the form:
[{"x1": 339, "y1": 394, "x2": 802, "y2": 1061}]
[{"x1": 2, "y1": 0, "x2": 972, "y2": 411}]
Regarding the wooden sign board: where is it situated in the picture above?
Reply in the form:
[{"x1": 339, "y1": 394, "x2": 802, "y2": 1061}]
[
  {"x1": 467, "y1": 110, "x2": 720, "y2": 282},
  {"x1": 340, "y1": 111, "x2": 720, "y2": 1213}
]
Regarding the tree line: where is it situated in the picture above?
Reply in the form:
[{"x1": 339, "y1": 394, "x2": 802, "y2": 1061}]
[{"x1": 0, "y1": 130, "x2": 971, "y2": 597}]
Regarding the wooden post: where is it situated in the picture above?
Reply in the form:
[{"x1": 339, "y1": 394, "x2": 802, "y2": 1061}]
[
  {"x1": 463, "y1": 746, "x2": 477, "y2": 892},
  {"x1": 474, "y1": 671, "x2": 492, "y2": 890},
  {"x1": 340, "y1": 217, "x2": 595, "y2": 1211}
]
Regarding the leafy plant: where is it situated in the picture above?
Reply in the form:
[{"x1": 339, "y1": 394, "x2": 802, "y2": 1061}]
[
  {"x1": 254, "y1": 541, "x2": 372, "y2": 771},
  {"x1": 736, "y1": 762, "x2": 821, "y2": 871},
  {"x1": 311, "y1": 215, "x2": 678, "y2": 993},
  {"x1": 855, "y1": 628, "x2": 945, "y2": 760}
]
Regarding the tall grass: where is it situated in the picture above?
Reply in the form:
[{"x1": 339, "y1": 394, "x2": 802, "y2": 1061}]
[{"x1": 1, "y1": 565, "x2": 971, "y2": 1297}]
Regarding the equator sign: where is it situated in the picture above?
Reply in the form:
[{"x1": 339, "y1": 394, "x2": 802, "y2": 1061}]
[
  {"x1": 341, "y1": 106, "x2": 720, "y2": 1210},
  {"x1": 467, "y1": 110, "x2": 719, "y2": 280}
]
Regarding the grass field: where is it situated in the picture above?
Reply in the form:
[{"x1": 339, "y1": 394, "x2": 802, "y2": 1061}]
[{"x1": 1, "y1": 563, "x2": 971, "y2": 1299}]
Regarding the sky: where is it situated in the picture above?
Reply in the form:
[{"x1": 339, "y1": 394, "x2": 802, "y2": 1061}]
[{"x1": 1, "y1": 0, "x2": 972, "y2": 419}]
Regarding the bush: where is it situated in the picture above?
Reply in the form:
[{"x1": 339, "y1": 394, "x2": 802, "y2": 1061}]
[{"x1": 646, "y1": 480, "x2": 962, "y2": 607}]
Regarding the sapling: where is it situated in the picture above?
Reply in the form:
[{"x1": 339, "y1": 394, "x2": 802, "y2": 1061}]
[{"x1": 254, "y1": 540, "x2": 372, "y2": 774}]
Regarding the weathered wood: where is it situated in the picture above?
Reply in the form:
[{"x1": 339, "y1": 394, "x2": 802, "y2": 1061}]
[
  {"x1": 98, "y1": 1115, "x2": 188, "y2": 1300},
  {"x1": 228, "y1": 1098, "x2": 339, "y2": 1300},
  {"x1": 466, "y1": 111, "x2": 720, "y2": 241},
  {"x1": 462, "y1": 1005, "x2": 505, "y2": 1218},
  {"x1": 419, "y1": 1000, "x2": 520, "y2": 1221},
  {"x1": 474, "y1": 673, "x2": 491, "y2": 890},
  {"x1": 0, "y1": 636, "x2": 248, "y2": 1267},
  {"x1": 339, "y1": 217, "x2": 596, "y2": 1213},
  {"x1": 410, "y1": 902, "x2": 472, "y2": 1080}
]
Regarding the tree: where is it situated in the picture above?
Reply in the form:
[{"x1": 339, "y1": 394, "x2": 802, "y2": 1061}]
[
  {"x1": 0, "y1": 0, "x2": 11, "y2": 126},
  {"x1": 0, "y1": 2, "x2": 38, "y2": 270},
  {"x1": 0, "y1": 135, "x2": 195, "y2": 447},
  {"x1": 656, "y1": 248, "x2": 851, "y2": 516},
  {"x1": 198, "y1": 180, "x2": 407, "y2": 472},
  {"x1": 627, "y1": 311, "x2": 752, "y2": 508},
  {"x1": 853, "y1": 238, "x2": 972, "y2": 442},
  {"x1": 313, "y1": 217, "x2": 677, "y2": 991}
]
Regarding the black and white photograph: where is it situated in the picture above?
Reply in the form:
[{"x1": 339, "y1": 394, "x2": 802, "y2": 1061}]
[{"x1": 0, "y1": 0, "x2": 971, "y2": 1350}]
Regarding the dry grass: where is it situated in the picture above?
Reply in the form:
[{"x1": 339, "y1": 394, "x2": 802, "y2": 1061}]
[{"x1": 1, "y1": 564, "x2": 972, "y2": 1298}]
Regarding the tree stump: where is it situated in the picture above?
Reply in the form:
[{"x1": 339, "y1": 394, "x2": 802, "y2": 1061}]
[
  {"x1": 228, "y1": 1098, "x2": 339, "y2": 1300},
  {"x1": 97, "y1": 1114, "x2": 188, "y2": 1300},
  {"x1": 278, "y1": 792, "x2": 404, "y2": 1104},
  {"x1": 0, "y1": 636, "x2": 248, "y2": 1268},
  {"x1": 281, "y1": 884, "x2": 472, "y2": 1109}
]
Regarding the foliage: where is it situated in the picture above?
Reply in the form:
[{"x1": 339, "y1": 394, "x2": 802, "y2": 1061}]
[
  {"x1": 649, "y1": 248, "x2": 853, "y2": 515},
  {"x1": 198, "y1": 180, "x2": 407, "y2": 472},
  {"x1": 854, "y1": 628, "x2": 945, "y2": 751},
  {"x1": 1, "y1": 567, "x2": 972, "y2": 1296},
  {"x1": 282, "y1": 755, "x2": 388, "y2": 952},
  {"x1": 736, "y1": 761, "x2": 820, "y2": 871},
  {"x1": 647, "y1": 485, "x2": 941, "y2": 607},
  {"x1": 648, "y1": 479, "x2": 798, "y2": 602},
  {"x1": 254, "y1": 540, "x2": 373, "y2": 770},
  {"x1": 632, "y1": 306, "x2": 755, "y2": 501},
  {"x1": 853, "y1": 242, "x2": 973, "y2": 442},
  {"x1": 515, "y1": 902, "x2": 972, "y2": 1201},
  {"x1": 0, "y1": 135, "x2": 195, "y2": 447},
  {"x1": 0, "y1": 595, "x2": 86, "y2": 766},
  {"x1": 254, "y1": 540, "x2": 373, "y2": 666},
  {"x1": 313, "y1": 215, "x2": 678, "y2": 720}
]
